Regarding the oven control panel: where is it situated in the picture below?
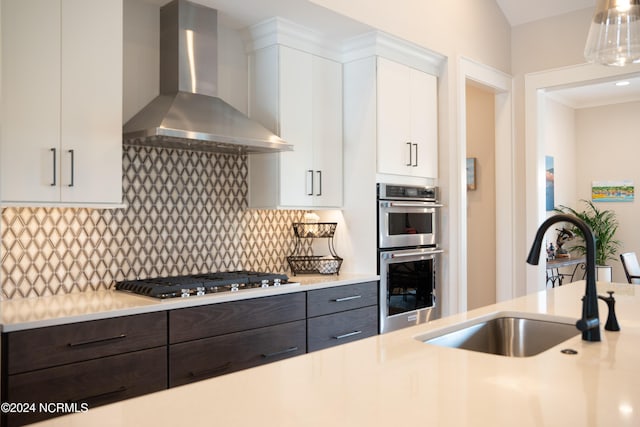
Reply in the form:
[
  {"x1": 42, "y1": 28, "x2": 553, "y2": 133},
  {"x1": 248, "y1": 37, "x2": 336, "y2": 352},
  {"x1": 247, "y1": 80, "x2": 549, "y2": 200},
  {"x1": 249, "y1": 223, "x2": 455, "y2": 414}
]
[{"x1": 377, "y1": 183, "x2": 437, "y2": 201}]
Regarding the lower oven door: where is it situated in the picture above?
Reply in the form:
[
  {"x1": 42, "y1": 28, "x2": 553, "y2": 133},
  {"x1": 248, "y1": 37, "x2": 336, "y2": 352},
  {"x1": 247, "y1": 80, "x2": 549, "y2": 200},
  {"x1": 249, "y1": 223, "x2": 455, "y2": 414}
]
[{"x1": 379, "y1": 247, "x2": 443, "y2": 334}]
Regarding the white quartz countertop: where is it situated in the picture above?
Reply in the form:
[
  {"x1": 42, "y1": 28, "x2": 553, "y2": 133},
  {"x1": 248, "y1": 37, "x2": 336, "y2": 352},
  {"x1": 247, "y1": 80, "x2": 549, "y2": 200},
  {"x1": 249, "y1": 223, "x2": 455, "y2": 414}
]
[
  {"x1": 0, "y1": 273, "x2": 379, "y2": 332},
  {"x1": 30, "y1": 281, "x2": 640, "y2": 427}
]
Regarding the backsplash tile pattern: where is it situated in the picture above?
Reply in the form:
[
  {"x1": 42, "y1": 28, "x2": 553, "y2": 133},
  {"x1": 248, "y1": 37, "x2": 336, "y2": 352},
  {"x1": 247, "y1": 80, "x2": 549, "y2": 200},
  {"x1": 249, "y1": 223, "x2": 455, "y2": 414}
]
[{"x1": 0, "y1": 146, "x2": 308, "y2": 300}]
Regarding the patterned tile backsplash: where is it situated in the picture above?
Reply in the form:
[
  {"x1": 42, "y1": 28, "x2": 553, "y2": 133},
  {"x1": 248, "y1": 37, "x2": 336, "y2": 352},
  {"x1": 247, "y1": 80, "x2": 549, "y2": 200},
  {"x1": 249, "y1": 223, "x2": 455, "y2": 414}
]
[{"x1": 0, "y1": 146, "x2": 309, "y2": 300}]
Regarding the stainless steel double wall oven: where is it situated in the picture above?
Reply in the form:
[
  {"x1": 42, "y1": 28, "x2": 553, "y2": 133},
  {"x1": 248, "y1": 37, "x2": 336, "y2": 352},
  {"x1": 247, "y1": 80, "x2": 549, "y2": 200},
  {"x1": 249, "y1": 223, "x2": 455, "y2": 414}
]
[{"x1": 377, "y1": 183, "x2": 442, "y2": 333}]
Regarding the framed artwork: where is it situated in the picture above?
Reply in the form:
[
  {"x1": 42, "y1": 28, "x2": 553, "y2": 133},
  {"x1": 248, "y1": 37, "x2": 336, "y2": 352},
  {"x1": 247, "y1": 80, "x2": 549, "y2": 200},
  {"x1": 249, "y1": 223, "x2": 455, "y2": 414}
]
[
  {"x1": 545, "y1": 156, "x2": 554, "y2": 211},
  {"x1": 592, "y1": 180, "x2": 634, "y2": 202},
  {"x1": 466, "y1": 158, "x2": 476, "y2": 191}
]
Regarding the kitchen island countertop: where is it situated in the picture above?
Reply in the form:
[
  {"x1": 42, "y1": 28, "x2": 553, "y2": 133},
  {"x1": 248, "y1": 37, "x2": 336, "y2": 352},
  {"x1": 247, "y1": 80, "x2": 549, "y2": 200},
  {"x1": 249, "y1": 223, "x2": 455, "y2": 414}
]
[
  {"x1": 30, "y1": 281, "x2": 640, "y2": 426},
  {"x1": 0, "y1": 273, "x2": 379, "y2": 332}
]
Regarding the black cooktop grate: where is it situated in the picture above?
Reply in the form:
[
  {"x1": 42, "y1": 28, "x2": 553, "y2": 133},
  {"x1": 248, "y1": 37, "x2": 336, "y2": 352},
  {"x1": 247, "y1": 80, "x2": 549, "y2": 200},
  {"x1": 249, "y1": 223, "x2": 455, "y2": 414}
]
[{"x1": 115, "y1": 270, "x2": 290, "y2": 299}]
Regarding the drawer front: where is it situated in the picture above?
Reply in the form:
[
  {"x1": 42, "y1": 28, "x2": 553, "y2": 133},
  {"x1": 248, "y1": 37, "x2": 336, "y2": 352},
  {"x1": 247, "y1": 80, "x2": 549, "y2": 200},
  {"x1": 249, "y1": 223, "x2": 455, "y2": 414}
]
[
  {"x1": 6, "y1": 311, "x2": 167, "y2": 374},
  {"x1": 169, "y1": 320, "x2": 306, "y2": 387},
  {"x1": 307, "y1": 306, "x2": 378, "y2": 352},
  {"x1": 5, "y1": 347, "x2": 167, "y2": 427},
  {"x1": 307, "y1": 281, "x2": 378, "y2": 317},
  {"x1": 169, "y1": 292, "x2": 306, "y2": 343}
]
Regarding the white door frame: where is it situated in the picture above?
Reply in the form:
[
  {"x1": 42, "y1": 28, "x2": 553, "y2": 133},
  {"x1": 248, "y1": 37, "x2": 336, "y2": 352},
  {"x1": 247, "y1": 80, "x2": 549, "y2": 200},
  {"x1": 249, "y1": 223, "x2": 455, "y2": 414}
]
[
  {"x1": 450, "y1": 57, "x2": 515, "y2": 314},
  {"x1": 524, "y1": 62, "x2": 640, "y2": 293}
]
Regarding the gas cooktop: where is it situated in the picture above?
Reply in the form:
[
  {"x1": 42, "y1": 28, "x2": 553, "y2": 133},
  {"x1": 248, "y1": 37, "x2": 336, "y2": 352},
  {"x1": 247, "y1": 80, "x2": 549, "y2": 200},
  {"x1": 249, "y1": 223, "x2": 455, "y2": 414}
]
[{"x1": 114, "y1": 270, "x2": 296, "y2": 299}]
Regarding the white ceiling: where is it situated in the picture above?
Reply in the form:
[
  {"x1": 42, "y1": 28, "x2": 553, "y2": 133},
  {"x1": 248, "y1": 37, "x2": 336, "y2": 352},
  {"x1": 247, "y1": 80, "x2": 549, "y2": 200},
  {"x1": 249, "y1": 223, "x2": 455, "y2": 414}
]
[{"x1": 495, "y1": 0, "x2": 594, "y2": 26}]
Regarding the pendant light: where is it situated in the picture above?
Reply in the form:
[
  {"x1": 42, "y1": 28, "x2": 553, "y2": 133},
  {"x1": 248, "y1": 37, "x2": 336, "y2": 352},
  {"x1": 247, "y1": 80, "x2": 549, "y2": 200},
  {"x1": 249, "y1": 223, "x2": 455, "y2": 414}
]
[{"x1": 584, "y1": 0, "x2": 640, "y2": 66}]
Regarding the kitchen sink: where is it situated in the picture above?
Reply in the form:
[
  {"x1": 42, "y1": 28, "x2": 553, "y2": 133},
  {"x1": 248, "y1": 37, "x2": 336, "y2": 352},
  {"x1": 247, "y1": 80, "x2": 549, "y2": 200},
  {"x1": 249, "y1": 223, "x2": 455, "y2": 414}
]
[{"x1": 418, "y1": 313, "x2": 580, "y2": 357}]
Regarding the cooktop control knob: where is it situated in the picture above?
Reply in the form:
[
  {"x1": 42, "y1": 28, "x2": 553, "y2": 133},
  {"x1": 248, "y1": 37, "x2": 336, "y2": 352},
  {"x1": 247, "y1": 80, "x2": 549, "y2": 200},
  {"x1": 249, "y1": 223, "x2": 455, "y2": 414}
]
[{"x1": 261, "y1": 279, "x2": 269, "y2": 288}]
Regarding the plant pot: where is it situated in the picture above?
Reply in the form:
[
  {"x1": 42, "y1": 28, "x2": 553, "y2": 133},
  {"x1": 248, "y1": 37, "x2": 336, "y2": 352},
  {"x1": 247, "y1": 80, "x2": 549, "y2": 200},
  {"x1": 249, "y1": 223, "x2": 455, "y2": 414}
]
[{"x1": 596, "y1": 265, "x2": 612, "y2": 282}]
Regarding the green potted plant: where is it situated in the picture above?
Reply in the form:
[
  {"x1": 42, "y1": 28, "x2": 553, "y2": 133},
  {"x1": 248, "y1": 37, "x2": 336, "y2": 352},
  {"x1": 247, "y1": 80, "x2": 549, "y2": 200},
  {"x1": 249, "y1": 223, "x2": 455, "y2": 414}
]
[{"x1": 555, "y1": 200, "x2": 621, "y2": 281}]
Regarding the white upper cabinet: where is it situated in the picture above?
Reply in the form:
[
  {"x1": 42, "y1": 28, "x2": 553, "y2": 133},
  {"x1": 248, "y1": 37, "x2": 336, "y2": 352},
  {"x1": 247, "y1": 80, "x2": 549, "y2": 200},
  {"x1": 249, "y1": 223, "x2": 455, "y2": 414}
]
[
  {"x1": 247, "y1": 25, "x2": 343, "y2": 209},
  {"x1": 0, "y1": 0, "x2": 123, "y2": 206},
  {"x1": 377, "y1": 57, "x2": 438, "y2": 178}
]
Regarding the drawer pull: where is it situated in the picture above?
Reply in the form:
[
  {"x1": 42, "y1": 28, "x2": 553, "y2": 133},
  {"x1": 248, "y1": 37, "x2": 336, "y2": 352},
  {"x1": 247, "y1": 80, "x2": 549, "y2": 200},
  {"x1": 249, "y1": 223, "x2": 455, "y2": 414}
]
[
  {"x1": 73, "y1": 386, "x2": 127, "y2": 403},
  {"x1": 188, "y1": 362, "x2": 232, "y2": 379},
  {"x1": 68, "y1": 333, "x2": 127, "y2": 348},
  {"x1": 333, "y1": 295, "x2": 362, "y2": 302},
  {"x1": 262, "y1": 346, "x2": 299, "y2": 359},
  {"x1": 333, "y1": 330, "x2": 363, "y2": 340}
]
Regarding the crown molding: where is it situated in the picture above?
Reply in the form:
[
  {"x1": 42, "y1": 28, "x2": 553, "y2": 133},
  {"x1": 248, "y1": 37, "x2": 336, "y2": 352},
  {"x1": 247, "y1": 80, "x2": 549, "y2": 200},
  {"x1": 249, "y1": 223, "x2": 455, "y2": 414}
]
[{"x1": 341, "y1": 31, "x2": 446, "y2": 76}]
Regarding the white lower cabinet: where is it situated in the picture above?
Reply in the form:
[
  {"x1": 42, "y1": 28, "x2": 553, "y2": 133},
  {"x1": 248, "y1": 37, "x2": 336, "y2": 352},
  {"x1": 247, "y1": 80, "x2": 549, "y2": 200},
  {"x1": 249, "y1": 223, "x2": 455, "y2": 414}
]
[
  {"x1": 0, "y1": 0, "x2": 122, "y2": 206},
  {"x1": 248, "y1": 44, "x2": 342, "y2": 209}
]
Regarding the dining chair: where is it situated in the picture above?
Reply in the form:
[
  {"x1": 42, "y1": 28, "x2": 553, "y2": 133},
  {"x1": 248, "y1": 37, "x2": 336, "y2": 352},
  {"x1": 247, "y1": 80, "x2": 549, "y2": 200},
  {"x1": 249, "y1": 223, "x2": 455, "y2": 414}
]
[{"x1": 620, "y1": 252, "x2": 640, "y2": 284}]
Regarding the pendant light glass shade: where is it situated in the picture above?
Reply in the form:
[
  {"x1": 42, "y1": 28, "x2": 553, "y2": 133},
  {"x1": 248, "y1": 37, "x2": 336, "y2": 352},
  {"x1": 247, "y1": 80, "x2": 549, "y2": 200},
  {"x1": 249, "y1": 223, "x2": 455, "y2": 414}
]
[{"x1": 584, "y1": 0, "x2": 640, "y2": 66}]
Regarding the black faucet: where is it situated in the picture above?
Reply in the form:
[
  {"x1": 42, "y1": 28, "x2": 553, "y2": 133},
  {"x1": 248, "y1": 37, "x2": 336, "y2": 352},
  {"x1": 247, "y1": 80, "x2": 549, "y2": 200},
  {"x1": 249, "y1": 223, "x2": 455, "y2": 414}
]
[{"x1": 526, "y1": 214, "x2": 601, "y2": 342}]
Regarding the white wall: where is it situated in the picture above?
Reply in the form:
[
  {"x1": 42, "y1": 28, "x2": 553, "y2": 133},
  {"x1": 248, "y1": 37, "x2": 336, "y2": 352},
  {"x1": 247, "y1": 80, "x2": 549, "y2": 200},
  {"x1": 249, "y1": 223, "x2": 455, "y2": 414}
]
[
  {"x1": 511, "y1": 8, "x2": 593, "y2": 293},
  {"x1": 543, "y1": 97, "x2": 577, "y2": 212},
  {"x1": 575, "y1": 101, "x2": 640, "y2": 282}
]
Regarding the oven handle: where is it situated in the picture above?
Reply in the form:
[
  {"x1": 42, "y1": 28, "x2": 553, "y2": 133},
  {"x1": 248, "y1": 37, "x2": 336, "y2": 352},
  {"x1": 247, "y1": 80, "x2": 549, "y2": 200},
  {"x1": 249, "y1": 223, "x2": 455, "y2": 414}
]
[
  {"x1": 382, "y1": 248, "x2": 444, "y2": 259},
  {"x1": 379, "y1": 201, "x2": 443, "y2": 208}
]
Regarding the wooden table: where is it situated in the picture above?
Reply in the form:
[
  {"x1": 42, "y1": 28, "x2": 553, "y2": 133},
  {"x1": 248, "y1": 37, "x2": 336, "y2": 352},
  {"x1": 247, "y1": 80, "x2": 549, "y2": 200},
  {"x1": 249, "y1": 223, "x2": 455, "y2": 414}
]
[{"x1": 546, "y1": 257, "x2": 585, "y2": 287}]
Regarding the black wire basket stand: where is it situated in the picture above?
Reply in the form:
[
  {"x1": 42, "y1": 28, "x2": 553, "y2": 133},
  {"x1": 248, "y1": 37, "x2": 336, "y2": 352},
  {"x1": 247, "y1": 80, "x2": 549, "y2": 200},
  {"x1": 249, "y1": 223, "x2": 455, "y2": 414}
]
[{"x1": 287, "y1": 222, "x2": 343, "y2": 275}]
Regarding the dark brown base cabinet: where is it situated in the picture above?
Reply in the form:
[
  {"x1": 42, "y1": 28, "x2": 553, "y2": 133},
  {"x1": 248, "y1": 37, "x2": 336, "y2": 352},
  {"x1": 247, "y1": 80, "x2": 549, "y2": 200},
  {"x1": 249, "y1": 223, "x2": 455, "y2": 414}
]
[
  {"x1": 6, "y1": 348, "x2": 167, "y2": 427},
  {"x1": 1, "y1": 312, "x2": 167, "y2": 427},
  {"x1": 169, "y1": 292, "x2": 307, "y2": 387},
  {"x1": 170, "y1": 320, "x2": 306, "y2": 387},
  {"x1": 306, "y1": 281, "x2": 378, "y2": 352},
  {"x1": 1, "y1": 283, "x2": 378, "y2": 425}
]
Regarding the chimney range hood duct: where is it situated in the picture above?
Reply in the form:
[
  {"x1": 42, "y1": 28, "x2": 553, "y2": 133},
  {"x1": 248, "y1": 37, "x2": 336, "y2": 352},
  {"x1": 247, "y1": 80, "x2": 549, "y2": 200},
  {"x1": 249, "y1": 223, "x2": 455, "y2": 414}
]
[{"x1": 123, "y1": 0, "x2": 292, "y2": 154}]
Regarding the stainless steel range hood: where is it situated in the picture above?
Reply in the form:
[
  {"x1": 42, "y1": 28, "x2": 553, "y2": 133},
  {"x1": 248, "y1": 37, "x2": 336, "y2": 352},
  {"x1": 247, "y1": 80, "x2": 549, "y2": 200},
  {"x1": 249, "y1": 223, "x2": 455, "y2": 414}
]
[{"x1": 123, "y1": 0, "x2": 292, "y2": 154}]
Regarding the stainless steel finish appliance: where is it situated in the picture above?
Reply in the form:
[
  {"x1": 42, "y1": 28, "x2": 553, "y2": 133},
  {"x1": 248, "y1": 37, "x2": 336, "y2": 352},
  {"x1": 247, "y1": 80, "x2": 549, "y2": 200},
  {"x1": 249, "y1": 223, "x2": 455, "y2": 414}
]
[
  {"x1": 115, "y1": 271, "x2": 297, "y2": 299},
  {"x1": 377, "y1": 184, "x2": 442, "y2": 333},
  {"x1": 378, "y1": 183, "x2": 440, "y2": 249},
  {"x1": 123, "y1": 0, "x2": 292, "y2": 154}
]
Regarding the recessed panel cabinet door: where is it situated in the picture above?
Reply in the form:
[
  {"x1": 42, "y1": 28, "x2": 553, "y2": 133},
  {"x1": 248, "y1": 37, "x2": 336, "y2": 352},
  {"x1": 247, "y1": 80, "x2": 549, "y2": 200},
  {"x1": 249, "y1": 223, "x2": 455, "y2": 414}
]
[{"x1": 0, "y1": 0, "x2": 61, "y2": 203}]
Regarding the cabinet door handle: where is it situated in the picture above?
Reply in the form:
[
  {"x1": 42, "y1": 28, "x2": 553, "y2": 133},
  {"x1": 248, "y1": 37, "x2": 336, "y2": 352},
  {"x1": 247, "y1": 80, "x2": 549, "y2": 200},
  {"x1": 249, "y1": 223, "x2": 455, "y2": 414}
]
[
  {"x1": 333, "y1": 295, "x2": 362, "y2": 302},
  {"x1": 72, "y1": 386, "x2": 127, "y2": 403},
  {"x1": 412, "y1": 143, "x2": 418, "y2": 167},
  {"x1": 406, "y1": 142, "x2": 412, "y2": 166},
  {"x1": 333, "y1": 330, "x2": 363, "y2": 340},
  {"x1": 68, "y1": 149, "x2": 75, "y2": 187},
  {"x1": 50, "y1": 148, "x2": 57, "y2": 186},
  {"x1": 262, "y1": 346, "x2": 299, "y2": 359},
  {"x1": 307, "y1": 170, "x2": 314, "y2": 196},
  {"x1": 316, "y1": 170, "x2": 322, "y2": 196},
  {"x1": 67, "y1": 333, "x2": 127, "y2": 348},
  {"x1": 188, "y1": 362, "x2": 232, "y2": 379}
]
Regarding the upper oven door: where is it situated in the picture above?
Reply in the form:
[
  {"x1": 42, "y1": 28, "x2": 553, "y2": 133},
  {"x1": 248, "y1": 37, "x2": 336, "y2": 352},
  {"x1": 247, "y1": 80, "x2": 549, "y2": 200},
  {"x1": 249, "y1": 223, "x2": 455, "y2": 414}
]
[{"x1": 378, "y1": 200, "x2": 440, "y2": 248}]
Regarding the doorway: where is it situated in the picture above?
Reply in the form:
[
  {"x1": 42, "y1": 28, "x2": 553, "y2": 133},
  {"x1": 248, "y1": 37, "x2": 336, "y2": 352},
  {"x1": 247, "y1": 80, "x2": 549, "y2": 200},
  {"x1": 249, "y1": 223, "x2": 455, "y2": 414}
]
[
  {"x1": 448, "y1": 57, "x2": 514, "y2": 316},
  {"x1": 466, "y1": 82, "x2": 496, "y2": 310},
  {"x1": 524, "y1": 62, "x2": 640, "y2": 293}
]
